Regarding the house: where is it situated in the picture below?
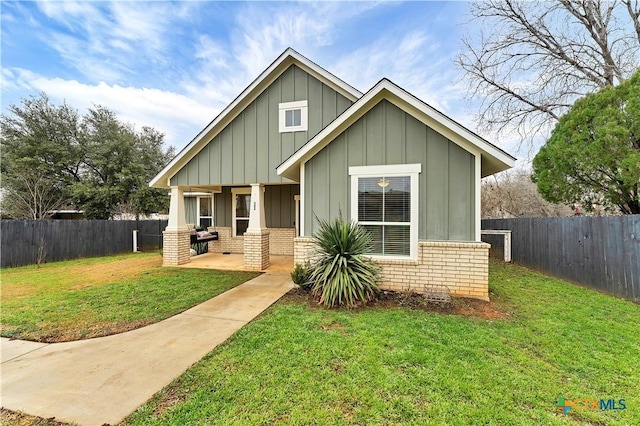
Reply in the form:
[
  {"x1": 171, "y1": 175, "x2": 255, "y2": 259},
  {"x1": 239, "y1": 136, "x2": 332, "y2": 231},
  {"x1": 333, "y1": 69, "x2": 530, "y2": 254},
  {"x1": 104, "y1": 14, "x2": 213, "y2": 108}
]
[{"x1": 150, "y1": 48, "x2": 515, "y2": 300}]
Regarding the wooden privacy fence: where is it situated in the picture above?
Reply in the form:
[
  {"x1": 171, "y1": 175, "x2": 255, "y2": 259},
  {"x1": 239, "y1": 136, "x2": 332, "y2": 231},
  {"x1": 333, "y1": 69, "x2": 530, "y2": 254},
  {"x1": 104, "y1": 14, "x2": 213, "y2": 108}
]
[
  {"x1": 1, "y1": 219, "x2": 168, "y2": 268},
  {"x1": 482, "y1": 216, "x2": 640, "y2": 303}
]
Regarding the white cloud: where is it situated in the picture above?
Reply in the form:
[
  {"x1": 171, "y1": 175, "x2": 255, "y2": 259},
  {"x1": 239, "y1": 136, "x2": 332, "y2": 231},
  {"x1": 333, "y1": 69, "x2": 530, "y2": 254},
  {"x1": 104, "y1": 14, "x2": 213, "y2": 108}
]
[
  {"x1": 179, "y1": 1, "x2": 393, "y2": 119},
  {"x1": 34, "y1": 1, "x2": 180, "y2": 82},
  {"x1": 332, "y1": 30, "x2": 462, "y2": 114},
  {"x1": 2, "y1": 68, "x2": 216, "y2": 150}
]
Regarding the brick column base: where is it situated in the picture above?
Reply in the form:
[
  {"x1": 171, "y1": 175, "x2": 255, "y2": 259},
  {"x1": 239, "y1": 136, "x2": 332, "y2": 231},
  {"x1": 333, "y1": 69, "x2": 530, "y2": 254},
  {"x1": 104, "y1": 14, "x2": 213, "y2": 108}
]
[
  {"x1": 244, "y1": 230, "x2": 270, "y2": 271},
  {"x1": 163, "y1": 229, "x2": 191, "y2": 266}
]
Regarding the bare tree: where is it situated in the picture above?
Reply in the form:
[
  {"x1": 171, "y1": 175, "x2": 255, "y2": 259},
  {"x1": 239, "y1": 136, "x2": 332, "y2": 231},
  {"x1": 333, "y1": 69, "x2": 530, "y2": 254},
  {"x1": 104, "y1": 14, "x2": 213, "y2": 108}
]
[
  {"x1": 458, "y1": 0, "x2": 640, "y2": 149},
  {"x1": 0, "y1": 169, "x2": 67, "y2": 219},
  {"x1": 481, "y1": 169, "x2": 574, "y2": 218}
]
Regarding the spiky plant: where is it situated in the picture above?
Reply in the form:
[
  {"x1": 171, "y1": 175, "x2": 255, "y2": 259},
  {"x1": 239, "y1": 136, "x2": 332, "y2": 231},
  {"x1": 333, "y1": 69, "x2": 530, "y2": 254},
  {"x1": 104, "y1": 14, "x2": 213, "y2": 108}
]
[
  {"x1": 291, "y1": 261, "x2": 312, "y2": 290},
  {"x1": 309, "y1": 217, "x2": 381, "y2": 307}
]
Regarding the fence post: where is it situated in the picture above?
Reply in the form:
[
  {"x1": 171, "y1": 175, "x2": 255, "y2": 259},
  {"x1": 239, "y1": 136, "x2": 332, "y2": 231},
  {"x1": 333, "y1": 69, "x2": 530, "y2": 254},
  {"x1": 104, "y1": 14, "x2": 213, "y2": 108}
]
[{"x1": 133, "y1": 230, "x2": 138, "y2": 252}]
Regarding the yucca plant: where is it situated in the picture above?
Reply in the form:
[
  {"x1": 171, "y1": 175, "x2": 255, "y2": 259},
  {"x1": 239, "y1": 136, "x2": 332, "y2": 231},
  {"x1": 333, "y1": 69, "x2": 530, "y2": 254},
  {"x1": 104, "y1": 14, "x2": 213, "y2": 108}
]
[{"x1": 309, "y1": 216, "x2": 381, "y2": 307}]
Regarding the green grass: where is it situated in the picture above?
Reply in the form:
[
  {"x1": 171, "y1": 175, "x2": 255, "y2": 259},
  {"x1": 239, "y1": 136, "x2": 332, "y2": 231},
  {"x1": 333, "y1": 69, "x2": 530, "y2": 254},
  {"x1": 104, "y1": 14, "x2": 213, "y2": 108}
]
[
  {"x1": 0, "y1": 253, "x2": 259, "y2": 342},
  {"x1": 123, "y1": 261, "x2": 640, "y2": 425}
]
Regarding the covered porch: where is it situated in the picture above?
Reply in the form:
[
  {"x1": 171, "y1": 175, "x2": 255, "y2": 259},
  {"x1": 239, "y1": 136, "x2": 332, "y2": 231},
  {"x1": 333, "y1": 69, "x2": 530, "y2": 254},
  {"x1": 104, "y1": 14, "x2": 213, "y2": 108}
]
[
  {"x1": 179, "y1": 253, "x2": 294, "y2": 273},
  {"x1": 163, "y1": 183, "x2": 300, "y2": 271}
]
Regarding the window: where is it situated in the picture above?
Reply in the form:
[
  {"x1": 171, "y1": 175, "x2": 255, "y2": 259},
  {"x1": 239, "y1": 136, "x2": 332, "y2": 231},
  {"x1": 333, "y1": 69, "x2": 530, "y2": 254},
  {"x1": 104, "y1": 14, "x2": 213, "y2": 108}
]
[
  {"x1": 279, "y1": 100, "x2": 308, "y2": 132},
  {"x1": 197, "y1": 196, "x2": 213, "y2": 229},
  {"x1": 232, "y1": 188, "x2": 251, "y2": 236},
  {"x1": 350, "y1": 164, "x2": 420, "y2": 259}
]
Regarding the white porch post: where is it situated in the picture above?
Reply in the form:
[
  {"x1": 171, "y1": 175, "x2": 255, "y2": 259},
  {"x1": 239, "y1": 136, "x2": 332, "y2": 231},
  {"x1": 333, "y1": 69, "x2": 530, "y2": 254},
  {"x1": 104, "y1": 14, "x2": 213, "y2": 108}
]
[
  {"x1": 166, "y1": 187, "x2": 188, "y2": 231},
  {"x1": 163, "y1": 186, "x2": 191, "y2": 266},
  {"x1": 244, "y1": 183, "x2": 270, "y2": 270},
  {"x1": 247, "y1": 184, "x2": 267, "y2": 232}
]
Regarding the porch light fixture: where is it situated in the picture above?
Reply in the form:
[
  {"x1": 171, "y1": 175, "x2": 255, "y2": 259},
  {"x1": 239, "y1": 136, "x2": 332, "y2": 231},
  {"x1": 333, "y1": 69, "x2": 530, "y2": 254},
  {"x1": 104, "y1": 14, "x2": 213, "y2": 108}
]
[{"x1": 377, "y1": 178, "x2": 389, "y2": 188}]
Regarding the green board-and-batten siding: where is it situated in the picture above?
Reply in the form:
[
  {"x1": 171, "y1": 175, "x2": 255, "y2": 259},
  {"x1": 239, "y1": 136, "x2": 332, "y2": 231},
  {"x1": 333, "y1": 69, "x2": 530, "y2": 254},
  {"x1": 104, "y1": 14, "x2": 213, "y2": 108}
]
[
  {"x1": 170, "y1": 65, "x2": 353, "y2": 187},
  {"x1": 304, "y1": 100, "x2": 475, "y2": 241},
  {"x1": 186, "y1": 184, "x2": 299, "y2": 229}
]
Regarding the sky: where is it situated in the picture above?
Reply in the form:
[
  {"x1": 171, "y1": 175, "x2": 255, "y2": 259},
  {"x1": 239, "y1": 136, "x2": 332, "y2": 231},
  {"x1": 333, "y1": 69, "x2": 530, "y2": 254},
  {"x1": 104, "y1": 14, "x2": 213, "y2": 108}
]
[{"x1": 1, "y1": 1, "x2": 518, "y2": 160}]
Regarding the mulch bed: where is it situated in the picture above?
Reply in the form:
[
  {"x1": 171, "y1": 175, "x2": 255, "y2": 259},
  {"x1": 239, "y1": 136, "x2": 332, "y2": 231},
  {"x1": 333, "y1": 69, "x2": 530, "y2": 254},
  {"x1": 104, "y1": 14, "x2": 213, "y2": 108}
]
[{"x1": 284, "y1": 287, "x2": 510, "y2": 321}]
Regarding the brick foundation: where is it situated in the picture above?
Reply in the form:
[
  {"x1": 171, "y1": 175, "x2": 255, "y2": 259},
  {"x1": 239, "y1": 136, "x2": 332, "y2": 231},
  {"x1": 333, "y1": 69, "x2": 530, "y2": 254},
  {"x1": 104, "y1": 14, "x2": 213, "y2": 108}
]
[
  {"x1": 163, "y1": 229, "x2": 191, "y2": 266},
  {"x1": 244, "y1": 230, "x2": 270, "y2": 270},
  {"x1": 293, "y1": 239, "x2": 490, "y2": 301}
]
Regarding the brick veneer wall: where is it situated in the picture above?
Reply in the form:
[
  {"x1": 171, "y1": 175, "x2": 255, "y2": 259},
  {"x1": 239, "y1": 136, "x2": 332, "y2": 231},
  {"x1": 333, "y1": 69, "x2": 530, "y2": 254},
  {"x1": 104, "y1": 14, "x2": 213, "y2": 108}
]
[
  {"x1": 206, "y1": 227, "x2": 245, "y2": 254},
  {"x1": 207, "y1": 227, "x2": 294, "y2": 256},
  {"x1": 269, "y1": 228, "x2": 296, "y2": 255},
  {"x1": 293, "y1": 237, "x2": 316, "y2": 265},
  {"x1": 163, "y1": 229, "x2": 191, "y2": 266},
  {"x1": 293, "y1": 239, "x2": 490, "y2": 301},
  {"x1": 377, "y1": 241, "x2": 490, "y2": 301}
]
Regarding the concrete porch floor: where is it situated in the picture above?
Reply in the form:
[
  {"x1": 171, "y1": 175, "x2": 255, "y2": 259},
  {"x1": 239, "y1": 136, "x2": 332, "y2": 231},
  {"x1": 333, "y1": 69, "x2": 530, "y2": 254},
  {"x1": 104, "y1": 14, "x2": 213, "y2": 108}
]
[{"x1": 179, "y1": 253, "x2": 294, "y2": 273}]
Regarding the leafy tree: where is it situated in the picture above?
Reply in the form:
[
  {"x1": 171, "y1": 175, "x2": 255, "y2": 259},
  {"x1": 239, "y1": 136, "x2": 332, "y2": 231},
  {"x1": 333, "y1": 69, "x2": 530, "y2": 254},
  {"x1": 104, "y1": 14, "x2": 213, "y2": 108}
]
[
  {"x1": 458, "y1": 0, "x2": 640, "y2": 146},
  {"x1": 1, "y1": 93, "x2": 174, "y2": 219},
  {"x1": 1, "y1": 94, "x2": 82, "y2": 219},
  {"x1": 129, "y1": 127, "x2": 175, "y2": 216},
  {"x1": 532, "y1": 70, "x2": 640, "y2": 214}
]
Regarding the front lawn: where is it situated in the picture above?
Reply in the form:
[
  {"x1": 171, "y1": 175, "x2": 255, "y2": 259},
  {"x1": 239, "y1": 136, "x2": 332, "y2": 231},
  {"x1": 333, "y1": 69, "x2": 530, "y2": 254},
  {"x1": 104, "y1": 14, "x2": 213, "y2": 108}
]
[
  {"x1": 0, "y1": 253, "x2": 259, "y2": 342},
  {"x1": 123, "y1": 261, "x2": 639, "y2": 425}
]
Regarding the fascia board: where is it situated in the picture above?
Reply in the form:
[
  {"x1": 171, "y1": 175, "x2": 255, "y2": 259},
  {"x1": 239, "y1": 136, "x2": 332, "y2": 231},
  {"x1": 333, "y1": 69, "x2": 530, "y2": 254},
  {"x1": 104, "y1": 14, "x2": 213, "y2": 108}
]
[
  {"x1": 291, "y1": 50, "x2": 362, "y2": 100},
  {"x1": 382, "y1": 83, "x2": 516, "y2": 173}
]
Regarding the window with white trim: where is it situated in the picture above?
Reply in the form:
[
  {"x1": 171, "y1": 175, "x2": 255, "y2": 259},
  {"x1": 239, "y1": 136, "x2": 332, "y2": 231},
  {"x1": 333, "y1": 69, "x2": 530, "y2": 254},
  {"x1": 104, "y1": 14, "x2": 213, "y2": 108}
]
[
  {"x1": 232, "y1": 188, "x2": 251, "y2": 237},
  {"x1": 197, "y1": 196, "x2": 213, "y2": 229},
  {"x1": 279, "y1": 100, "x2": 308, "y2": 132},
  {"x1": 350, "y1": 164, "x2": 420, "y2": 259}
]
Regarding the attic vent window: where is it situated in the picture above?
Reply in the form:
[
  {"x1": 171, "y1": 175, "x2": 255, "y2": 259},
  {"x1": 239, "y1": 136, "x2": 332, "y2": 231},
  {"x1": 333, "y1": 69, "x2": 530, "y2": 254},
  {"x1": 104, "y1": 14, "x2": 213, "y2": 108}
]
[{"x1": 279, "y1": 100, "x2": 308, "y2": 132}]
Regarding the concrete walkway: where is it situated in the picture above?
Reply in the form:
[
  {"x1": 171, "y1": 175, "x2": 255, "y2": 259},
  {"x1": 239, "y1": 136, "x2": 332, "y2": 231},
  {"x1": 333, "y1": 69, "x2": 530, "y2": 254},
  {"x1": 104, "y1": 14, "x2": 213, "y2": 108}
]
[{"x1": 1, "y1": 273, "x2": 294, "y2": 426}]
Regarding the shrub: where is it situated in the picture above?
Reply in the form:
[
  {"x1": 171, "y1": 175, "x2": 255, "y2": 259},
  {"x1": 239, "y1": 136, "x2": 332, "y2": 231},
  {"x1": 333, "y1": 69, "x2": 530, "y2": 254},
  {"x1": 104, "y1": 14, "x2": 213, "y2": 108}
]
[
  {"x1": 309, "y1": 216, "x2": 381, "y2": 307},
  {"x1": 291, "y1": 262, "x2": 312, "y2": 290}
]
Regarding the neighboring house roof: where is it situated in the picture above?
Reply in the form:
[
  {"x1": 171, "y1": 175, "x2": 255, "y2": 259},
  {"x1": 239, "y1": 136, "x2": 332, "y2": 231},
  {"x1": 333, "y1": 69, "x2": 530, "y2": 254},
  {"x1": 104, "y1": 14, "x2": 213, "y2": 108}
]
[
  {"x1": 150, "y1": 48, "x2": 362, "y2": 189},
  {"x1": 277, "y1": 78, "x2": 516, "y2": 181}
]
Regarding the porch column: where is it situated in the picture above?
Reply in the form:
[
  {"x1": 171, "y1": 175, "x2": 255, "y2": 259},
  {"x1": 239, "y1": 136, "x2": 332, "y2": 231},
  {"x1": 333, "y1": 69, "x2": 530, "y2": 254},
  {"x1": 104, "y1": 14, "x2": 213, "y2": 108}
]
[
  {"x1": 244, "y1": 183, "x2": 270, "y2": 270},
  {"x1": 163, "y1": 186, "x2": 191, "y2": 266}
]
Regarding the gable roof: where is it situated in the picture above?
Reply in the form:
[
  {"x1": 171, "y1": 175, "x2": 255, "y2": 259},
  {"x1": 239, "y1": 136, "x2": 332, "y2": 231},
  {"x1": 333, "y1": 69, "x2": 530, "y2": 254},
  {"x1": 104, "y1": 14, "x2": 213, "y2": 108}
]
[
  {"x1": 150, "y1": 48, "x2": 363, "y2": 189},
  {"x1": 277, "y1": 79, "x2": 516, "y2": 180}
]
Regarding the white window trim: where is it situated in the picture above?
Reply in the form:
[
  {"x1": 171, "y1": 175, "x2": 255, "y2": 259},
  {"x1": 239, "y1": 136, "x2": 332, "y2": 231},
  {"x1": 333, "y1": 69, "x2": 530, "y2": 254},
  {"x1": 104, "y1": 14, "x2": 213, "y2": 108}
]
[
  {"x1": 349, "y1": 164, "x2": 421, "y2": 260},
  {"x1": 279, "y1": 100, "x2": 308, "y2": 133},
  {"x1": 294, "y1": 194, "x2": 301, "y2": 237},
  {"x1": 196, "y1": 196, "x2": 213, "y2": 229},
  {"x1": 231, "y1": 187, "x2": 251, "y2": 237}
]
